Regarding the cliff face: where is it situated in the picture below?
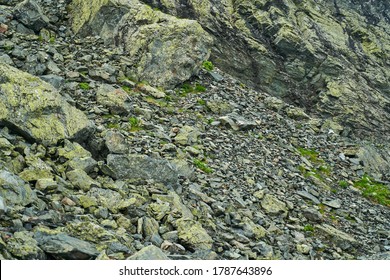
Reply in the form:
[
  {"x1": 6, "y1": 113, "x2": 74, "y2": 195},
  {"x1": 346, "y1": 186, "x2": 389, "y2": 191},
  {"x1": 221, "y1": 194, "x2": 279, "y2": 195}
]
[{"x1": 139, "y1": 0, "x2": 390, "y2": 140}]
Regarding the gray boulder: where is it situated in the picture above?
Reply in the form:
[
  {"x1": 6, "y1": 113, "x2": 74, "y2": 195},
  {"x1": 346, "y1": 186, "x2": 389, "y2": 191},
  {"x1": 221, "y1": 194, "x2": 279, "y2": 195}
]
[{"x1": 69, "y1": 0, "x2": 213, "y2": 88}]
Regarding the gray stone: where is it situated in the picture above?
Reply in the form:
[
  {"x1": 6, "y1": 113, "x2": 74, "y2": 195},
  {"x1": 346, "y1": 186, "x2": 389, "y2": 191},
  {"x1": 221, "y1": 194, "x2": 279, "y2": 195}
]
[
  {"x1": 34, "y1": 232, "x2": 99, "y2": 260},
  {"x1": 14, "y1": 0, "x2": 49, "y2": 32},
  {"x1": 302, "y1": 207, "x2": 323, "y2": 222},
  {"x1": 297, "y1": 190, "x2": 321, "y2": 204},
  {"x1": 219, "y1": 113, "x2": 257, "y2": 131},
  {"x1": 0, "y1": 170, "x2": 38, "y2": 207},
  {"x1": 104, "y1": 154, "x2": 180, "y2": 187},
  {"x1": 40, "y1": 74, "x2": 65, "y2": 89},
  {"x1": 96, "y1": 84, "x2": 131, "y2": 115},
  {"x1": 127, "y1": 245, "x2": 169, "y2": 260},
  {"x1": 323, "y1": 199, "x2": 342, "y2": 209},
  {"x1": 315, "y1": 224, "x2": 358, "y2": 251}
]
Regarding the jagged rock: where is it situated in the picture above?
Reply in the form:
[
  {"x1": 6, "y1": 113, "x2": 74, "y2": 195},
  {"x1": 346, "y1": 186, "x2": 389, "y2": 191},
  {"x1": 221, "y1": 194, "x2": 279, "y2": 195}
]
[
  {"x1": 0, "y1": 170, "x2": 38, "y2": 207},
  {"x1": 104, "y1": 131, "x2": 129, "y2": 154},
  {"x1": 58, "y1": 140, "x2": 97, "y2": 173},
  {"x1": 6, "y1": 231, "x2": 46, "y2": 260},
  {"x1": 69, "y1": 0, "x2": 213, "y2": 88},
  {"x1": 0, "y1": 63, "x2": 95, "y2": 145},
  {"x1": 138, "y1": 84, "x2": 166, "y2": 99},
  {"x1": 240, "y1": 217, "x2": 267, "y2": 240},
  {"x1": 176, "y1": 218, "x2": 213, "y2": 250},
  {"x1": 13, "y1": 0, "x2": 49, "y2": 32},
  {"x1": 34, "y1": 231, "x2": 99, "y2": 260},
  {"x1": 302, "y1": 207, "x2": 323, "y2": 222},
  {"x1": 261, "y1": 194, "x2": 288, "y2": 216},
  {"x1": 66, "y1": 169, "x2": 100, "y2": 191},
  {"x1": 104, "y1": 154, "x2": 180, "y2": 187},
  {"x1": 174, "y1": 126, "x2": 201, "y2": 145},
  {"x1": 315, "y1": 224, "x2": 358, "y2": 250},
  {"x1": 96, "y1": 84, "x2": 131, "y2": 115},
  {"x1": 219, "y1": 113, "x2": 258, "y2": 131},
  {"x1": 35, "y1": 178, "x2": 57, "y2": 191},
  {"x1": 127, "y1": 245, "x2": 169, "y2": 260}
]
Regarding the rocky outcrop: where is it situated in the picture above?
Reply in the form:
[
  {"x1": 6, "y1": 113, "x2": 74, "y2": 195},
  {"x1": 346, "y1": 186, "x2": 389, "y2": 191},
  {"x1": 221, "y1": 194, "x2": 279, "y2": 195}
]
[
  {"x1": 140, "y1": 0, "x2": 390, "y2": 140},
  {"x1": 68, "y1": 0, "x2": 213, "y2": 89},
  {"x1": 0, "y1": 63, "x2": 95, "y2": 145}
]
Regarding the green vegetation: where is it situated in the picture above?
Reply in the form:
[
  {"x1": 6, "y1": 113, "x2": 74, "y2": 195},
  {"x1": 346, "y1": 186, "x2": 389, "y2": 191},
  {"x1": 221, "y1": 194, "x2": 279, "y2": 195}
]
[
  {"x1": 195, "y1": 84, "x2": 206, "y2": 92},
  {"x1": 202, "y1": 60, "x2": 214, "y2": 71},
  {"x1": 297, "y1": 147, "x2": 331, "y2": 182},
  {"x1": 338, "y1": 180, "x2": 349, "y2": 188},
  {"x1": 197, "y1": 99, "x2": 206, "y2": 106},
  {"x1": 354, "y1": 175, "x2": 390, "y2": 207},
  {"x1": 297, "y1": 147, "x2": 323, "y2": 164},
  {"x1": 303, "y1": 224, "x2": 314, "y2": 232},
  {"x1": 193, "y1": 159, "x2": 213, "y2": 174},
  {"x1": 128, "y1": 116, "x2": 142, "y2": 132},
  {"x1": 79, "y1": 82, "x2": 91, "y2": 90},
  {"x1": 178, "y1": 83, "x2": 207, "y2": 95},
  {"x1": 107, "y1": 123, "x2": 120, "y2": 129}
]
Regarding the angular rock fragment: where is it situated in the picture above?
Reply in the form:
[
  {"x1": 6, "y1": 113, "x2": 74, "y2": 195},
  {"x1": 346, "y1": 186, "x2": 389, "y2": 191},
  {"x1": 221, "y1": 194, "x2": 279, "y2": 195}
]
[
  {"x1": 104, "y1": 154, "x2": 180, "y2": 187},
  {"x1": 0, "y1": 63, "x2": 95, "y2": 145},
  {"x1": 34, "y1": 232, "x2": 99, "y2": 260},
  {"x1": 127, "y1": 245, "x2": 169, "y2": 260}
]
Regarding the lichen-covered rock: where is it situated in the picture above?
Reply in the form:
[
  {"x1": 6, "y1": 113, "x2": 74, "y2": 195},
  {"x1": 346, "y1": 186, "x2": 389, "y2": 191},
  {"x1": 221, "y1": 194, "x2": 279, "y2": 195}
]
[
  {"x1": 58, "y1": 140, "x2": 97, "y2": 173},
  {"x1": 261, "y1": 194, "x2": 288, "y2": 216},
  {"x1": 69, "y1": 0, "x2": 213, "y2": 88},
  {"x1": 0, "y1": 63, "x2": 95, "y2": 145},
  {"x1": 0, "y1": 169, "x2": 38, "y2": 207},
  {"x1": 315, "y1": 224, "x2": 358, "y2": 251},
  {"x1": 174, "y1": 126, "x2": 201, "y2": 145},
  {"x1": 176, "y1": 218, "x2": 213, "y2": 250},
  {"x1": 66, "y1": 169, "x2": 100, "y2": 191},
  {"x1": 126, "y1": 245, "x2": 169, "y2": 260},
  {"x1": 34, "y1": 231, "x2": 99, "y2": 260},
  {"x1": 96, "y1": 84, "x2": 132, "y2": 115},
  {"x1": 141, "y1": 0, "x2": 390, "y2": 140},
  {"x1": 6, "y1": 231, "x2": 46, "y2": 260}
]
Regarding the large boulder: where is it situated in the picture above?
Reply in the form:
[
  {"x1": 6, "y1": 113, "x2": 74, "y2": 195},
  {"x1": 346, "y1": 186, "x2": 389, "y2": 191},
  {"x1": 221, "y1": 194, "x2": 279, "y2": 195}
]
[
  {"x1": 0, "y1": 63, "x2": 95, "y2": 145},
  {"x1": 69, "y1": 0, "x2": 213, "y2": 88}
]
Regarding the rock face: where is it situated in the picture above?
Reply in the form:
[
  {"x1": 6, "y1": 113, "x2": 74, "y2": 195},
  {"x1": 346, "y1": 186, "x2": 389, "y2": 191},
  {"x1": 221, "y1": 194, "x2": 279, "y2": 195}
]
[
  {"x1": 0, "y1": 63, "x2": 95, "y2": 145},
  {"x1": 140, "y1": 0, "x2": 390, "y2": 140},
  {"x1": 69, "y1": 0, "x2": 213, "y2": 88}
]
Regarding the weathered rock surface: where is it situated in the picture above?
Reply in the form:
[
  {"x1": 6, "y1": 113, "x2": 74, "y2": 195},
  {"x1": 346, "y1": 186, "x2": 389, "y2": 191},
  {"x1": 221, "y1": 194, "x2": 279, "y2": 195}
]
[
  {"x1": 141, "y1": 0, "x2": 390, "y2": 140},
  {"x1": 104, "y1": 154, "x2": 180, "y2": 187},
  {"x1": 0, "y1": 63, "x2": 95, "y2": 145},
  {"x1": 69, "y1": 0, "x2": 213, "y2": 88},
  {"x1": 0, "y1": 0, "x2": 389, "y2": 262}
]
